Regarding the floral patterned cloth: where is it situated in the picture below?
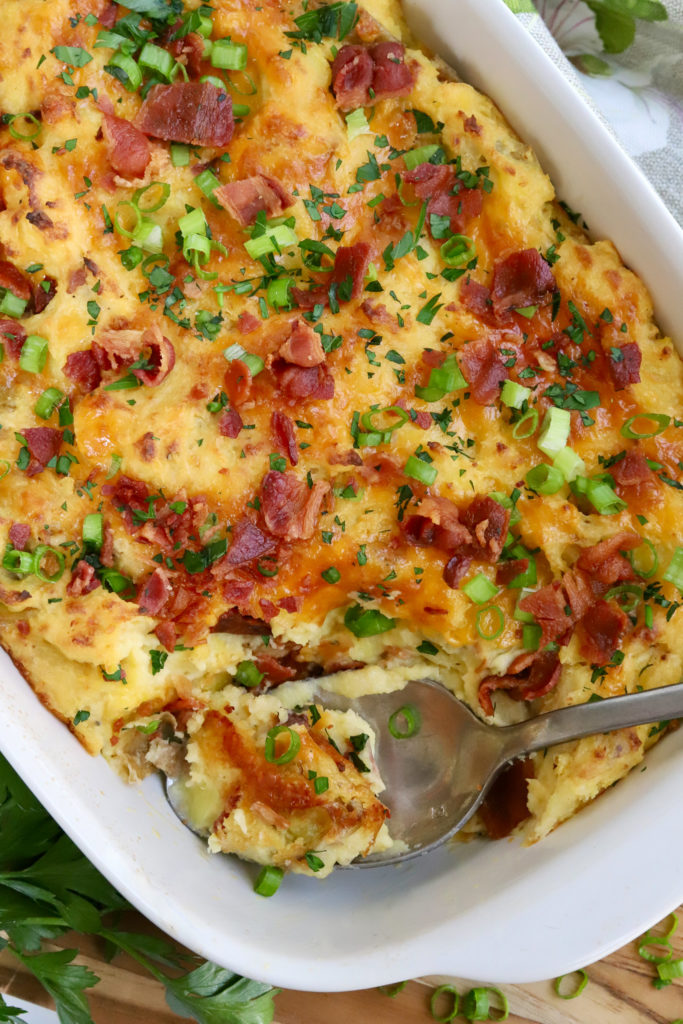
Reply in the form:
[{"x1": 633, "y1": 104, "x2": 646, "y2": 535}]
[{"x1": 505, "y1": 0, "x2": 683, "y2": 225}]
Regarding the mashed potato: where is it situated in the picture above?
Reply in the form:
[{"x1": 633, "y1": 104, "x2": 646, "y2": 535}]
[{"x1": 0, "y1": 0, "x2": 681, "y2": 878}]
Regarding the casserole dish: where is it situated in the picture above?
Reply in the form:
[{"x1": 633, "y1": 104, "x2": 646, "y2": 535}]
[{"x1": 1, "y1": 0, "x2": 683, "y2": 990}]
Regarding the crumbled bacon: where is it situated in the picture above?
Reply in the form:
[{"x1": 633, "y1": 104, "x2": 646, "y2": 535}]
[
  {"x1": 443, "y1": 552, "x2": 472, "y2": 589},
  {"x1": 273, "y1": 361, "x2": 335, "y2": 402},
  {"x1": 92, "y1": 324, "x2": 175, "y2": 387},
  {"x1": 33, "y1": 276, "x2": 57, "y2": 314},
  {"x1": 496, "y1": 558, "x2": 528, "y2": 587},
  {"x1": 479, "y1": 650, "x2": 561, "y2": 716},
  {"x1": 278, "y1": 319, "x2": 325, "y2": 367},
  {"x1": 224, "y1": 359, "x2": 252, "y2": 406},
  {"x1": 580, "y1": 600, "x2": 628, "y2": 665},
  {"x1": 576, "y1": 531, "x2": 640, "y2": 591},
  {"x1": 518, "y1": 583, "x2": 572, "y2": 646},
  {"x1": 461, "y1": 496, "x2": 510, "y2": 562},
  {"x1": 138, "y1": 568, "x2": 172, "y2": 615},
  {"x1": 100, "y1": 521, "x2": 115, "y2": 568},
  {"x1": 491, "y1": 248, "x2": 556, "y2": 317},
  {"x1": 213, "y1": 608, "x2": 265, "y2": 634},
  {"x1": 215, "y1": 174, "x2": 293, "y2": 226},
  {"x1": 131, "y1": 326, "x2": 175, "y2": 386},
  {"x1": 260, "y1": 471, "x2": 329, "y2": 541},
  {"x1": 403, "y1": 163, "x2": 483, "y2": 236},
  {"x1": 0, "y1": 260, "x2": 32, "y2": 302},
  {"x1": 218, "y1": 407, "x2": 243, "y2": 438},
  {"x1": 403, "y1": 496, "x2": 471, "y2": 552},
  {"x1": 66, "y1": 560, "x2": 100, "y2": 597},
  {"x1": 237, "y1": 312, "x2": 260, "y2": 334},
  {"x1": 0, "y1": 319, "x2": 27, "y2": 358},
  {"x1": 562, "y1": 568, "x2": 593, "y2": 621},
  {"x1": 99, "y1": 2, "x2": 117, "y2": 28},
  {"x1": 292, "y1": 242, "x2": 370, "y2": 310},
  {"x1": 224, "y1": 519, "x2": 276, "y2": 567},
  {"x1": 458, "y1": 337, "x2": 507, "y2": 405},
  {"x1": 154, "y1": 620, "x2": 177, "y2": 652},
  {"x1": 254, "y1": 653, "x2": 299, "y2": 684},
  {"x1": 221, "y1": 578, "x2": 255, "y2": 607},
  {"x1": 609, "y1": 343, "x2": 642, "y2": 390},
  {"x1": 169, "y1": 30, "x2": 205, "y2": 78},
  {"x1": 8, "y1": 524, "x2": 30, "y2": 550},
  {"x1": 330, "y1": 41, "x2": 416, "y2": 110},
  {"x1": 136, "y1": 82, "x2": 234, "y2": 147},
  {"x1": 271, "y1": 410, "x2": 299, "y2": 466},
  {"x1": 63, "y1": 349, "x2": 102, "y2": 392},
  {"x1": 102, "y1": 113, "x2": 151, "y2": 179},
  {"x1": 611, "y1": 450, "x2": 654, "y2": 491},
  {"x1": 459, "y1": 278, "x2": 494, "y2": 322},
  {"x1": 23, "y1": 427, "x2": 62, "y2": 472}
]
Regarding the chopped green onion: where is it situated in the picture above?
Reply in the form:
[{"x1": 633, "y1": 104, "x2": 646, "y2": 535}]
[
  {"x1": 133, "y1": 219, "x2": 163, "y2": 253},
  {"x1": 644, "y1": 605, "x2": 654, "y2": 629},
  {"x1": 8, "y1": 113, "x2": 42, "y2": 141},
  {"x1": 660, "y1": 912, "x2": 678, "y2": 938},
  {"x1": 244, "y1": 235, "x2": 275, "y2": 260},
  {"x1": 621, "y1": 413, "x2": 670, "y2": 440},
  {"x1": 552, "y1": 446, "x2": 585, "y2": 483},
  {"x1": 513, "y1": 589, "x2": 536, "y2": 623},
  {"x1": 429, "y1": 984, "x2": 459, "y2": 1022},
  {"x1": 462, "y1": 573, "x2": 498, "y2": 605},
  {"x1": 356, "y1": 431, "x2": 386, "y2": 447},
  {"x1": 194, "y1": 13, "x2": 213, "y2": 37},
  {"x1": 344, "y1": 603, "x2": 396, "y2": 637},
  {"x1": 2, "y1": 548, "x2": 34, "y2": 575},
  {"x1": 360, "y1": 406, "x2": 408, "y2": 436},
  {"x1": 321, "y1": 567, "x2": 341, "y2": 584},
  {"x1": 388, "y1": 704, "x2": 421, "y2": 739},
  {"x1": 554, "y1": 970, "x2": 588, "y2": 1000},
  {"x1": 267, "y1": 276, "x2": 293, "y2": 310},
  {"x1": 32, "y1": 545, "x2": 65, "y2": 582},
  {"x1": 34, "y1": 387, "x2": 64, "y2": 420},
  {"x1": 114, "y1": 200, "x2": 142, "y2": 239},
  {"x1": 264, "y1": 725, "x2": 301, "y2": 765},
  {"x1": 253, "y1": 865, "x2": 283, "y2": 897},
  {"x1": 100, "y1": 568, "x2": 134, "y2": 595},
  {"x1": 525, "y1": 463, "x2": 564, "y2": 495},
  {"x1": 538, "y1": 406, "x2": 571, "y2": 459},
  {"x1": 404, "y1": 144, "x2": 440, "y2": 170},
  {"x1": 663, "y1": 546, "x2": 683, "y2": 591},
  {"x1": 234, "y1": 659, "x2": 264, "y2": 688},
  {"x1": 0, "y1": 290, "x2": 27, "y2": 317},
  {"x1": 605, "y1": 583, "x2": 642, "y2": 614},
  {"x1": 0, "y1": 459, "x2": 10, "y2": 480},
  {"x1": 199, "y1": 73, "x2": 227, "y2": 90},
  {"x1": 522, "y1": 623, "x2": 542, "y2": 651},
  {"x1": 586, "y1": 477, "x2": 627, "y2": 516},
  {"x1": 106, "y1": 50, "x2": 143, "y2": 91},
  {"x1": 506, "y1": 556, "x2": 537, "y2": 589},
  {"x1": 500, "y1": 380, "x2": 531, "y2": 409},
  {"x1": 657, "y1": 959, "x2": 683, "y2": 981},
  {"x1": 512, "y1": 408, "x2": 538, "y2": 440},
  {"x1": 178, "y1": 207, "x2": 208, "y2": 238},
  {"x1": 514, "y1": 305, "x2": 537, "y2": 319},
  {"x1": 637, "y1": 934, "x2": 672, "y2": 963},
  {"x1": 211, "y1": 38, "x2": 248, "y2": 70},
  {"x1": 463, "y1": 986, "x2": 509, "y2": 1021},
  {"x1": 183, "y1": 231, "x2": 211, "y2": 262},
  {"x1": 19, "y1": 335, "x2": 48, "y2": 373},
  {"x1": 139, "y1": 42, "x2": 175, "y2": 80},
  {"x1": 404, "y1": 455, "x2": 437, "y2": 485},
  {"x1": 475, "y1": 604, "x2": 504, "y2": 640},
  {"x1": 171, "y1": 143, "x2": 190, "y2": 167},
  {"x1": 232, "y1": 103, "x2": 251, "y2": 118},
  {"x1": 440, "y1": 234, "x2": 476, "y2": 268},
  {"x1": 627, "y1": 538, "x2": 658, "y2": 579},
  {"x1": 415, "y1": 353, "x2": 467, "y2": 402},
  {"x1": 132, "y1": 181, "x2": 170, "y2": 213},
  {"x1": 345, "y1": 108, "x2": 371, "y2": 140},
  {"x1": 82, "y1": 513, "x2": 103, "y2": 552},
  {"x1": 378, "y1": 981, "x2": 407, "y2": 998},
  {"x1": 195, "y1": 167, "x2": 222, "y2": 204}
]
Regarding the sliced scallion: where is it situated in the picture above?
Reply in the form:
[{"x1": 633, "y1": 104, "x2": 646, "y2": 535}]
[
  {"x1": 82, "y1": 513, "x2": 103, "y2": 552},
  {"x1": 132, "y1": 181, "x2": 170, "y2": 213},
  {"x1": 32, "y1": 545, "x2": 65, "y2": 582},
  {"x1": 234, "y1": 659, "x2": 264, "y2": 688},
  {"x1": 522, "y1": 623, "x2": 542, "y2": 650},
  {"x1": 171, "y1": 143, "x2": 190, "y2": 167},
  {"x1": 552, "y1": 446, "x2": 585, "y2": 483},
  {"x1": 404, "y1": 144, "x2": 440, "y2": 170},
  {"x1": 404, "y1": 455, "x2": 437, "y2": 485},
  {"x1": 512, "y1": 408, "x2": 538, "y2": 440},
  {"x1": 657, "y1": 958, "x2": 683, "y2": 981},
  {"x1": 462, "y1": 573, "x2": 498, "y2": 605},
  {"x1": 586, "y1": 477, "x2": 627, "y2": 516},
  {"x1": 554, "y1": 970, "x2": 588, "y2": 1000},
  {"x1": 525, "y1": 463, "x2": 564, "y2": 495},
  {"x1": 627, "y1": 538, "x2": 658, "y2": 579},
  {"x1": 211, "y1": 38, "x2": 248, "y2": 70},
  {"x1": 133, "y1": 219, "x2": 164, "y2": 253},
  {"x1": 345, "y1": 109, "x2": 371, "y2": 140},
  {"x1": 440, "y1": 234, "x2": 476, "y2": 268},
  {"x1": 267, "y1": 276, "x2": 293, "y2": 310},
  {"x1": 8, "y1": 112, "x2": 42, "y2": 141},
  {"x1": 475, "y1": 604, "x2": 504, "y2": 640},
  {"x1": 106, "y1": 50, "x2": 142, "y2": 91},
  {"x1": 344, "y1": 603, "x2": 396, "y2": 637},
  {"x1": 264, "y1": 725, "x2": 301, "y2": 765},
  {"x1": 538, "y1": 406, "x2": 571, "y2": 459},
  {"x1": 388, "y1": 704, "x2": 421, "y2": 739},
  {"x1": 19, "y1": 335, "x2": 48, "y2": 373},
  {"x1": 429, "y1": 984, "x2": 459, "y2": 1022},
  {"x1": 500, "y1": 379, "x2": 531, "y2": 409},
  {"x1": 253, "y1": 865, "x2": 283, "y2": 897},
  {"x1": 621, "y1": 412, "x2": 670, "y2": 440},
  {"x1": 0, "y1": 290, "x2": 27, "y2": 317},
  {"x1": 663, "y1": 546, "x2": 683, "y2": 591},
  {"x1": 34, "y1": 387, "x2": 64, "y2": 420},
  {"x1": 195, "y1": 167, "x2": 222, "y2": 204}
]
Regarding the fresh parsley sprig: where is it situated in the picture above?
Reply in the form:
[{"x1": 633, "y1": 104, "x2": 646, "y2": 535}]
[{"x1": 0, "y1": 754, "x2": 276, "y2": 1024}]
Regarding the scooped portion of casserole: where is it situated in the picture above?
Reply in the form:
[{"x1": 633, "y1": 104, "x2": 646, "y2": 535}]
[{"x1": 0, "y1": 0, "x2": 682, "y2": 880}]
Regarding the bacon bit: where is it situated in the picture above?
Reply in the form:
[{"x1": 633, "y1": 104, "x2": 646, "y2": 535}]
[
  {"x1": 213, "y1": 608, "x2": 266, "y2": 634},
  {"x1": 403, "y1": 495, "x2": 471, "y2": 552},
  {"x1": 155, "y1": 620, "x2": 177, "y2": 652},
  {"x1": 458, "y1": 337, "x2": 507, "y2": 405},
  {"x1": 131, "y1": 325, "x2": 175, "y2": 386},
  {"x1": 261, "y1": 471, "x2": 330, "y2": 541},
  {"x1": 8, "y1": 524, "x2": 30, "y2": 550},
  {"x1": 0, "y1": 586, "x2": 30, "y2": 605},
  {"x1": 67, "y1": 266, "x2": 87, "y2": 293},
  {"x1": 278, "y1": 319, "x2": 325, "y2": 367},
  {"x1": 259, "y1": 598, "x2": 279, "y2": 621},
  {"x1": 611, "y1": 450, "x2": 654, "y2": 490},
  {"x1": 224, "y1": 359, "x2": 252, "y2": 406},
  {"x1": 138, "y1": 568, "x2": 172, "y2": 616},
  {"x1": 218, "y1": 407, "x2": 243, "y2": 438},
  {"x1": 254, "y1": 653, "x2": 299, "y2": 684},
  {"x1": 328, "y1": 448, "x2": 363, "y2": 466},
  {"x1": 0, "y1": 260, "x2": 32, "y2": 302},
  {"x1": 292, "y1": 242, "x2": 370, "y2": 309},
  {"x1": 100, "y1": 521, "x2": 115, "y2": 568},
  {"x1": 214, "y1": 174, "x2": 293, "y2": 226},
  {"x1": 361, "y1": 300, "x2": 397, "y2": 331},
  {"x1": 271, "y1": 410, "x2": 298, "y2": 466},
  {"x1": 443, "y1": 551, "x2": 472, "y2": 589},
  {"x1": 479, "y1": 650, "x2": 561, "y2": 716},
  {"x1": 609, "y1": 342, "x2": 642, "y2": 390},
  {"x1": 330, "y1": 42, "x2": 416, "y2": 110},
  {"x1": 462, "y1": 113, "x2": 482, "y2": 136},
  {"x1": 562, "y1": 568, "x2": 593, "y2": 621},
  {"x1": 462, "y1": 495, "x2": 510, "y2": 562},
  {"x1": 169, "y1": 30, "x2": 205, "y2": 78},
  {"x1": 102, "y1": 113, "x2": 151, "y2": 179},
  {"x1": 580, "y1": 600, "x2": 628, "y2": 665},
  {"x1": 237, "y1": 312, "x2": 260, "y2": 334},
  {"x1": 103, "y1": 474, "x2": 149, "y2": 506},
  {"x1": 403, "y1": 163, "x2": 482, "y2": 236},
  {"x1": 23, "y1": 427, "x2": 62, "y2": 471},
  {"x1": 414, "y1": 410, "x2": 431, "y2": 429},
  {"x1": 136, "y1": 431, "x2": 156, "y2": 461},
  {"x1": 459, "y1": 278, "x2": 494, "y2": 322},
  {"x1": 519, "y1": 583, "x2": 571, "y2": 646},
  {"x1": 421, "y1": 349, "x2": 446, "y2": 369},
  {"x1": 224, "y1": 519, "x2": 276, "y2": 567},
  {"x1": 66, "y1": 560, "x2": 100, "y2": 597},
  {"x1": 491, "y1": 248, "x2": 556, "y2": 317},
  {"x1": 576, "y1": 531, "x2": 640, "y2": 590},
  {"x1": 329, "y1": 45, "x2": 374, "y2": 110},
  {"x1": 274, "y1": 362, "x2": 335, "y2": 402},
  {"x1": 33, "y1": 276, "x2": 57, "y2": 314},
  {"x1": 17, "y1": 620, "x2": 29, "y2": 636},
  {"x1": 479, "y1": 758, "x2": 533, "y2": 839},
  {"x1": 496, "y1": 558, "x2": 528, "y2": 587},
  {"x1": 0, "y1": 319, "x2": 27, "y2": 358},
  {"x1": 136, "y1": 82, "x2": 234, "y2": 147},
  {"x1": 99, "y1": 2, "x2": 117, "y2": 28},
  {"x1": 63, "y1": 349, "x2": 102, "y2": 392},
  {"x1": 278, "y1": 596, "x2": 303, "y2": 614},
  {"x1": 221, "y1": 579, "x2": 255, "y2": 610}
]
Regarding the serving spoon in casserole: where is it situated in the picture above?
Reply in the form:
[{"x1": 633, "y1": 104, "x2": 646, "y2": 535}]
[{"x1": 166, "y1": 677, "x2": 683, "y2": 867}]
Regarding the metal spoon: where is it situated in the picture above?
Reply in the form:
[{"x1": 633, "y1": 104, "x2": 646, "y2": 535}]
[{"x1": 166, "y1": 678, "x2": 683, "y2": 866}]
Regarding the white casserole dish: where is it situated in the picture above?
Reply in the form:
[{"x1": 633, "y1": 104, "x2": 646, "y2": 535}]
[{"x1": 2, "y1": 0, "x2": 683, "y2": 991}]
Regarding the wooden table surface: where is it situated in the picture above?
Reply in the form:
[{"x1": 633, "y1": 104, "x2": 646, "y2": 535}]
[{"x1": 2, "y1": 905, "x2": 682, "y2": 1022}]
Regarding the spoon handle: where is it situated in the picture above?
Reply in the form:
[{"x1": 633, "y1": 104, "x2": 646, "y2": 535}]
[{"x1": 500, "y1": 681, "x2": 683, "y2": 760}]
